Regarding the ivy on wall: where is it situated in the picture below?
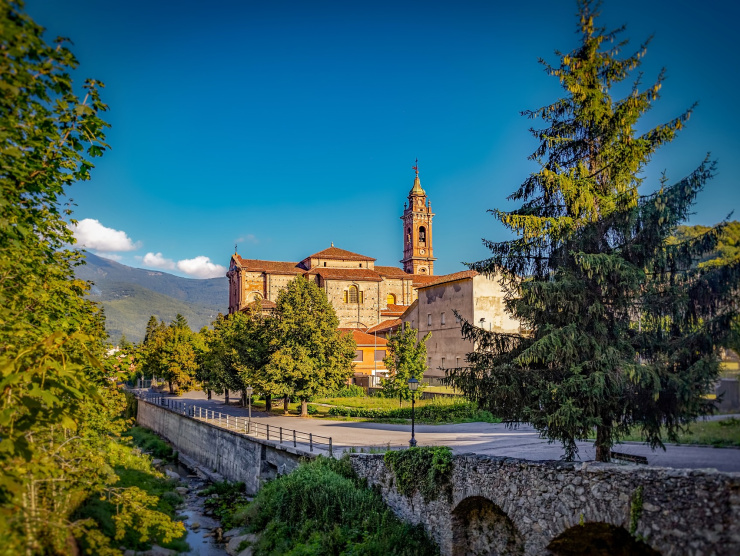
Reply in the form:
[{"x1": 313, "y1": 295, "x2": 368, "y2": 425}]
[{"x1": 384, "y1": 446, "x2": 453, "y2": 502}]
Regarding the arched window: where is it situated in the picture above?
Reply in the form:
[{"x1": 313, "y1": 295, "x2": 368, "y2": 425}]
[
  {"x1": 387, "y1": 293, "x2": 396, "y2": 305},
  {"x1": 419, "y1": 267, "x2": 427, "y2": 274},
  {"x1": 349, "y1": 285, "x2": 359, "y2": 304},
  {"x1": 419, "y1": 226, "x2": 426, "y2": 244},
  {"x1": 407, "y1": 227, "x2": 411, "y2": 244}
]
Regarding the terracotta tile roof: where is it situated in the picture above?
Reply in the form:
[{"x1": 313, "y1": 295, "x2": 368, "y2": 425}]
[
  {"x1": 241, "y1": 299, "x2": 277, "y2": 310},
  {"x1": 375, "y1": 266, "x2": 411, "y2": 278},
  {"x1": 417, "y1": 270, "x2": 479, "y2": 289},
  {"x1": 366, "y1": 319, "x2": 402, "y2": 334},
  {"x1": 381, "y1": 303, "x2": 408, "y2": 316},
  {"x1": 307, "y1": 246, "x2": 375, "y2": 262},
  {"x1": 339, "y1": 328, "x2": 389, "y2": 346},
  {"x1": 303, "y1": 268, "x2": 382, "y2": 282},
  {"x1": 235, "y1": 255, "x2": 304, "y2": 275},
  {"x1": 411, "y1": 274, "x2": 440, "y2": 287}
]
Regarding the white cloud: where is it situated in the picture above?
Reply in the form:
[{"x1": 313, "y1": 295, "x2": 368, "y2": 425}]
[
  {"x1": 142, "y1": 252, "x2": 176, "y2": 270},
  {"x1": 71, "y1": 219, "x2": 139, "y2": 252},
  {"x1": 177, "y1": 256, "x2": 226, "y2": 279}
]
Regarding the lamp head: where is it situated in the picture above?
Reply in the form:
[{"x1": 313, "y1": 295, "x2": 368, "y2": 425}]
[
  {"x1": 408, "y1": 377, "x2": 419, "y2": 391},
  {"x1": 246, "y1": 386, "x2": 253, "y2": 396}
]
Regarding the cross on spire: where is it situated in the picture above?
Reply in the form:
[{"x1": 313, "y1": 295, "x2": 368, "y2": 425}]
[{"x1": 412, "y1": 158, "x2": 418, "y2": 177}]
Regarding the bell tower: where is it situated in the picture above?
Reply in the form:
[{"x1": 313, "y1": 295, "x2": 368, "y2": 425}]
[{"x1": 401, "y1": 162, "x2": 436, "y2": 275}]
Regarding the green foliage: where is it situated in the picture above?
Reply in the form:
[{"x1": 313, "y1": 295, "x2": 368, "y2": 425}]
[
  {"x1": 330, "y1": 384, "x2": 366, "y2": 398},
  {"x1": 124, "y1": 426, "x2": 176, "y2": 462},
  {"x1": 236, "y1": 456, "x2": 438, "y2": 555},
  {"x1": 265, "y1": 278, "x2": 357, "y2": 415},
  {"x1": 327, "y1": 398, "x2": 500, "y2": 423},
  {"x1": 382, "y1": 325, "x2": 431, "y2": 399},
  {"x1": 139, "y1": 316, "x2": 201, "y2": 393},
  {"x1": 629, "y1": 485, "x2": 644, "y2": 536},
  {"x1": 447, "y1": 0, "x2": 740, "y2": 462},
  {"x1": 201, "y1": 481, "x2": 250, "y2": 531},
  {"x1": 199, "y1": 310, "x2": 271, "y2": 404},
  {"x1": 384, "y1": 446, "x2": 453, "y2": 502}
]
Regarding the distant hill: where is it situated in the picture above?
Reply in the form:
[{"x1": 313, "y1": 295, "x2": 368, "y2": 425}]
[
  {"x1": 673, "y1": 221, "x2": 740, "y2": 266},
  {"x1": 75, "y1": 252, "x2": 228, "y2": 343}
]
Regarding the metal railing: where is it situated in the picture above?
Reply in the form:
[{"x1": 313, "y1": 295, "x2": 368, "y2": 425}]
[{"x1": 133, "y1": 392, "x2": 333, "y2": 456}]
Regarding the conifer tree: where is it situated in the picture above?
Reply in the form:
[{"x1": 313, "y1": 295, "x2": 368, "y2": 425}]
[{"x1": 446, "y1": 0, "x2": 740, "y2": 461}]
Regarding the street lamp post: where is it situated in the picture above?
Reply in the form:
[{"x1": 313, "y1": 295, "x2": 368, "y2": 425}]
[
  {"x1": 246, "y1": 385, "x2": 253, "y2": 434},
  {"x1": 408, "y1": 377, "x2": 419, "y2": 447}
]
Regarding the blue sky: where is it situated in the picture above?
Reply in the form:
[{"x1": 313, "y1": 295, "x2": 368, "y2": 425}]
[{"x1": 27, "y1": 0, "x2": 740, "y2": 278}]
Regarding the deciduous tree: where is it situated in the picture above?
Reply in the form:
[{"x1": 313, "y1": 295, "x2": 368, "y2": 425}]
[
  {"x1": 265, "y1": 278, "x2": 356, "y2": 416},
  {"x1": 446, "y1": 0, "x2": 740, "y2": 462},
  {"x1": 382, "y1": 325, "x2": 431, "y2": 401}
]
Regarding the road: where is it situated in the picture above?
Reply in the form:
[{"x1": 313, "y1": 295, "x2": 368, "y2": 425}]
[{"x1": 143, "y1": 389, "x2": 740, "y2": 473}]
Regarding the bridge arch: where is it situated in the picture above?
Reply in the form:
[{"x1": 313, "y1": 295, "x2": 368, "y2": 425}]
[
  {"x1": 547, "y1": 522, "x2": 660, "y2": 556},
  {"x1": 451, "y1": 496, "x2": 523, "y2": 556}
]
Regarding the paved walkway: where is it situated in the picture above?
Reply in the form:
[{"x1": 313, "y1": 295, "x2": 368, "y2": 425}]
[{"x1": 141, "y1": 389, "x2": 740, "y2": 473}]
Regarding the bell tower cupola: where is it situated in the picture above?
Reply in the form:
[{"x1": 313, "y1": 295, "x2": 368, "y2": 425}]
[{"x1": 401, "y1": 161, "x2": 436, "y2": 275}]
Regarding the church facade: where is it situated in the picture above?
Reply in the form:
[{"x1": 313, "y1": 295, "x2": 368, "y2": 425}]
[{"x1": 227, "y1": 169, "x2": 439, "y2": 329}]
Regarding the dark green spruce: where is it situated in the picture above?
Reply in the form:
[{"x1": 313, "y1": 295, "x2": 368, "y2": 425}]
[{"x1": 445, "y1": 0, "x2": 740, "y2": 462}]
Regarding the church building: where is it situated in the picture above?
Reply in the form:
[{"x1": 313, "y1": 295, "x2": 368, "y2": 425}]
[{"x1": 227, "y1": 167, "x2": 439, "y2": 329}]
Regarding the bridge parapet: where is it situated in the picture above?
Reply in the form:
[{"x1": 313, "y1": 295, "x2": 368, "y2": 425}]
[{"x1": 350, "y1": 453, "x2": 740, "y2": 555}]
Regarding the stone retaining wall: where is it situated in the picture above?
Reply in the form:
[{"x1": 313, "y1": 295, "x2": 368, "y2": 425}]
[
  {"x1": 137, "y1": 399, "x2": 309, "y2": 494},
  {"x1": 350, "y1": 453, "x2": 740, "y2": 556}
]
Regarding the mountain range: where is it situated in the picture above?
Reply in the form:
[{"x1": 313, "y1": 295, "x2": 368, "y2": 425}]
[{"x1": 75, "y1": 252, "x2": 228, "y2": 344}]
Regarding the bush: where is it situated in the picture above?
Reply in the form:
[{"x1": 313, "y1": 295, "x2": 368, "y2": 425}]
[
  {"x1": 306, "y1": 404, "x2": 319, "y2": 415},
  {"x1": 385, "y1": 446, "x2": 453, "y2": 502},
  {"x1": 238, "y1": 456, "x2": 438, "y2": 555},
  {"x1": 327, "y1": 399, "x2": 500, "y2": 423},
  {"x1": 332, "y1": 384, "x2": 366, "y2": 398}
]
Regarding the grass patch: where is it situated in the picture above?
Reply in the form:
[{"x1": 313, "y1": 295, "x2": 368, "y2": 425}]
[
  {"x1": 591, "y1": 418, "x2": 740, "y2": 447},
  {"x1": 229, "y1": 456, "x2": 438, "y2": 555}
]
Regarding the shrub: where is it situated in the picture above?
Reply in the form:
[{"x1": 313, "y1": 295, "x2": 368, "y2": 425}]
[
  {"x1": 239, "y1": 456, "x2": 438, "y2": 555},
  {"x1": 124, "y1": 426, "x2": 175, "y2": 461},
  {"x1": 332, "y1": 384, "x2": 366, "y2": 398},
  {"x1": 384, "y1": 446, "x2": 453, "y2": 502},
  {"x1": 327, "y1": 399, "x2": 500, "y2": 423}
]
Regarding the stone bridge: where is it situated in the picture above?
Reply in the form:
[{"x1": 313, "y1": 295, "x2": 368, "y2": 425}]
[
  {"x1": 137, "y1": 398, "x2": 739, "y2": 555},
  {"x1": 349, "y1": 453, "x2": 740, "y2": 556}
]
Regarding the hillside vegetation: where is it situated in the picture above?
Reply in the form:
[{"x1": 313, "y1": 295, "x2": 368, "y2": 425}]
[{"x1": 75, "y1": 252, "x2": 227, "y2": 343}]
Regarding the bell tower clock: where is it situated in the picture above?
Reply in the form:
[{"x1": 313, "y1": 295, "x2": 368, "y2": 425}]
[{"x1": 401, "y1": 161, "x2": 436, "y2": 275}]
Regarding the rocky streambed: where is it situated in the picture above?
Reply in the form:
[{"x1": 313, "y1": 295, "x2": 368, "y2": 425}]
[{"x1": 127, "y1": 456, "x2": 257, "y2": 556}]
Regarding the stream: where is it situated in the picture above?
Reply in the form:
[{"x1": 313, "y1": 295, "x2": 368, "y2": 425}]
[{"x1": 161, "y1": 461, "x2": 229, "y2": 556}]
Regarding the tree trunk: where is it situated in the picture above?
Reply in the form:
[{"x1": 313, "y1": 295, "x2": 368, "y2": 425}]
[
  {"x1": 595, "y1": 424, "x2": 612, "y2": 462},
  {"x1": 207, "y1": 389, "x2": 212, "y2": 400},
  {"x1": 399, "y1": 393, "x2": 402, "y2": 408},
  {"x1": 284, "y1": 395, "x2": 290, "y2": 415},
  {"x1": 265, "y1": 394, "x2": 272, "y2": 412},
  {"x1": 241, "y1": 390, "x2": 247, "y2": 407},
  {"x1": 224, "y1": 388, "x2": 229, "y2": 404},
  {"x1": 301, "y1": 398, "x2": 308, "y2": 417},
  {"x1": 168, "y1": 380, "x2": 173, "y2": 394}
]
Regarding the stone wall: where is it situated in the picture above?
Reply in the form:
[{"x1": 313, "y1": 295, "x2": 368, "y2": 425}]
[
  {"x1": 350, "y1": 453, "x2": 740, "y2": 556},
  {"x1": 137, "y1": 400, "x2": 308, "y2": 494}
]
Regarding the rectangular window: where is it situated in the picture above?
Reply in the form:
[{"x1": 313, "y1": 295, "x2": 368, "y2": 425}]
[
  {"x1": 354, "y1": 350, "x2": 364, "y2": 362},
  {"x1": 456, "y1": 357, "x2": 460, "y2": 367},
  {"x1": 427, "y1": 357, "x2": 432, "y2": 366},
  {"x1": 360, "y1": 291, "x2": 364, "y2": 303},
  {"x1": 455, "y1": 313, "x2": 461, "y2": 323},
  {"x1": 343, "y1": 291, "x2": 348, "y2": 303},
  {"x1": 441, "y1": 312, "x2": 446, "y2": 325},
  {"x1": 427, "y1": 314, "x2": 432, "y2": 326},
  {"x1": 374, "y1": 349, "x2": 386, "y2": 361},
  {"x1": 441, "y1": 357, "x2": 446, "y2": 368}
]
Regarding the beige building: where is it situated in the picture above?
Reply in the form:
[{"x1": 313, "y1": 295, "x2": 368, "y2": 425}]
[
  {"x1": 227, "y1": 169, "x2": 438, "y2": 328},
  {"x1": 401, "y1": 270, "x2": 520, "y2": 380}
]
